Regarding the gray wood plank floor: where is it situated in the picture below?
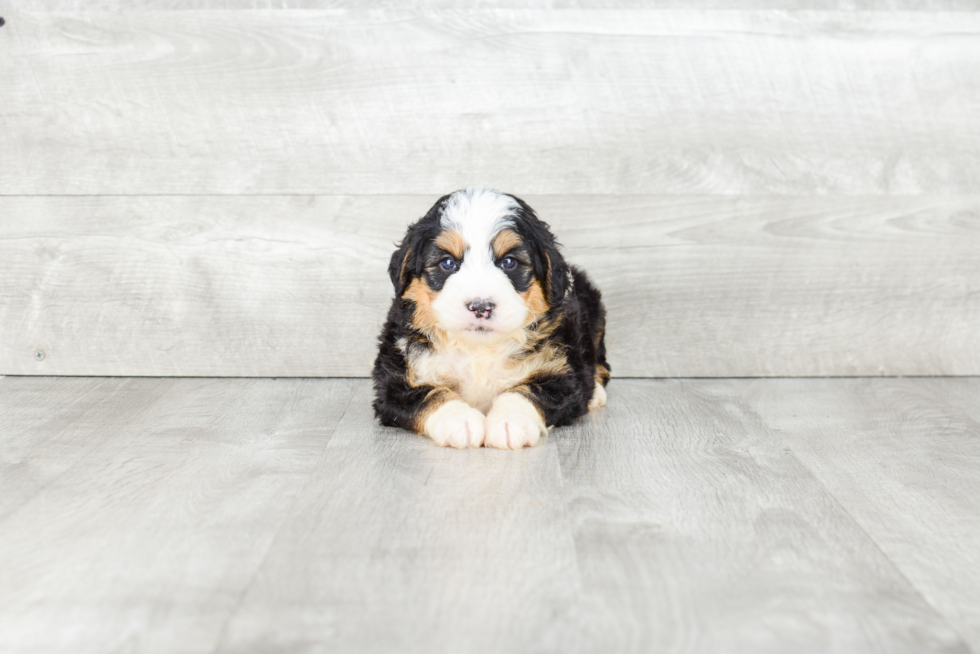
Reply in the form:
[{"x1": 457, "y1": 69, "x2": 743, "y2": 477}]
[{"x1": 2, "y1": 376, "x2": 978, "y2": 653}]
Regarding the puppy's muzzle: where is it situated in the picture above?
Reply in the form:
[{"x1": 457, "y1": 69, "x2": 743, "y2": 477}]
[{"x1": 467, "y1": 298, "x2": 495, "y2": 320}]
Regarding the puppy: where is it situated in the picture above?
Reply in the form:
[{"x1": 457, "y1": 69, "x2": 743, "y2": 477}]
[{"x1": 372, "y1": 187, "x2": 609, "y2": 449}]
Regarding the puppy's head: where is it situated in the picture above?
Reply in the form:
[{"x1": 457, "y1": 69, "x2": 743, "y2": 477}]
[{"x1": 389, "y1": 187, "x2": 569, "y2": 339}]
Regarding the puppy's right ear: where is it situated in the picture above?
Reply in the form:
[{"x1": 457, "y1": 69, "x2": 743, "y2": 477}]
[
  {"x1": 388, "y1": 238, "x2": 414, "y2": 297},
  {"x1": 389, "y1": 195, "x2": 451, "y2": 297}
]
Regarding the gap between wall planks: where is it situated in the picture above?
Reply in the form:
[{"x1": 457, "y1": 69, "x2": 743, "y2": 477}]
[
  {"x1": 2, "y1": 195, "x2": 978, "y2": 378},
  {"x1": 10, "y1": 1, "x2": 980, "y2": 10},
  {"x1": 3, "y1": 7, "x2": 979, "y2": 377},
  {"x1": 2, "y1": 9, "x2": 980, "y2": 195}
]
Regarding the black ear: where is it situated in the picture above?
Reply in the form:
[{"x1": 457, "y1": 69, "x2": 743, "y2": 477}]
[
  {"x1": 509, "y1": 195, "x2": 570, "y2": 306},
  {"x1": 543, "y1": 242, "x2": 570, "y2": 306},
  {"x1": 387, "y1": 238, "x2": 414, "y2": 297},
  {"x1": 388, "y1": 196, "x2": 450, "y2": 296}
]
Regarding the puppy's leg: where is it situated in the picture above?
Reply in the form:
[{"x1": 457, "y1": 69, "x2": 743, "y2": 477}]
[
  {"x1": 374, "y1": 360, "x2": 484, "y2": 449},
  {"x1": 484, "y1": 392, "x2": 547, "y2": 450},
  {"x1": 590, "y1": 363, "x2": 610, "y2": 410},
  {"x1": 485, "y1": 371, "x2": 601, "y2": 448},
  {"x1": 588, "y1": 382, "x2": 607, "y2": 410},
  {"x1": 377, "y1": 383, "x2": 484, "y2": 449},
  {"x1": 423, "y1": 397, "x2": 486, "y2": 449}
]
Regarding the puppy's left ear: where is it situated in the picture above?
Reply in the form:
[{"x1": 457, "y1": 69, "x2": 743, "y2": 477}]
[{"x1": 510, "y1": 196, "x2": 570, "y2": 306}]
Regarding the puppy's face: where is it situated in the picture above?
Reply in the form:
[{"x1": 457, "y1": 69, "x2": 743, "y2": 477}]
[{"x1": 389, "y1": 188, "x2": 568, "y2": 340}]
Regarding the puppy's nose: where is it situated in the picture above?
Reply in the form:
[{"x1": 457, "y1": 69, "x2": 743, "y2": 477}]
[{"x1": 467, "y1": 298, "x2": 495, "y2": 319}]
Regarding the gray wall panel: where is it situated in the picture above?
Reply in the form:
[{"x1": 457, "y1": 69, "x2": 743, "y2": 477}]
[
  {"x1": 2, "y1": 9, "x2": 978, "y2": 195},
  {"x1": 2, "y1": 195, "x2": 977, "y2": 377}
]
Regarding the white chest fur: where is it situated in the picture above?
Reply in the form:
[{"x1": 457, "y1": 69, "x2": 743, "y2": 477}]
[{"x1": 403, "y1": 337, "x2": 533, "y2": 414}]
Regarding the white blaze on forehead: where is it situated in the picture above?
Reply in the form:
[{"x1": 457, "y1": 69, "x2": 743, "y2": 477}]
[
  {"x1": 430, "y1": 187, "x2": 528, "y2": 337},
  {"x1": 440, "y1": 187, "x2": 517, "y2": 264}
]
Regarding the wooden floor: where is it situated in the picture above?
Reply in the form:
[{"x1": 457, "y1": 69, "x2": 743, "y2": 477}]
[{"x1": 2, "y1": 376, "x2": 978, "y2": 653}]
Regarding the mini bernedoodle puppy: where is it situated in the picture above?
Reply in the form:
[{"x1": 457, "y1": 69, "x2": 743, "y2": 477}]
[{"x1": 373, "y1": 187, "x2": 609, "y2": 449}]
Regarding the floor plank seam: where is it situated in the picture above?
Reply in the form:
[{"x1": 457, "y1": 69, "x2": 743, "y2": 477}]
[
  {"x1": 549, "y1": 431, "x2": 588, "y2": 606},
  {"x1": 208, "y1": 378, "x2": 358, "y2": 654},
  {"x1": 770, "y1": 427, "x2": 976, "y2": 653},
  {"x1": 0, "y1": 378, "x2": 166, "y2": 529}
]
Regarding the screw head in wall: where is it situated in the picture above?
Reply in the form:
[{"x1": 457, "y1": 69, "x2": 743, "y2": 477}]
[{"x1": 34, "y1": 350, "x2": 45, "y2": 361}]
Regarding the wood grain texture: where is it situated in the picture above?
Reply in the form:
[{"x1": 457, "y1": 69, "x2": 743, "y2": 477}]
[
  {"x1": 550, "y1": 379, "x2": 968, "y2": 653},
  {"x1": 215, "y1": 381, "x2": 581, "y2": 653},
  {"x1": 2, "y1": 9, "x2": 979, "y2": 195},
  {"x1": 0, "y1": 376, "x2": 356, "y2": 654},
  {"x1": 2, "y1": 195, "x2": 979, "y2": 377},
  {"x1": 0, "y1": 377, "x2": 178, "y2": 522},
  {"x1": 1, "y1": 377, "x2": 976, "y2": 653},
  {"x1": 744, "y1": 377, "x2": 980, "y2": 651}
]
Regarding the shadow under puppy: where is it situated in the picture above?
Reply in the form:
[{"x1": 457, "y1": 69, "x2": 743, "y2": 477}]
[{"x1": 373, "y1": 187, "x2": 609, "y2": 449}]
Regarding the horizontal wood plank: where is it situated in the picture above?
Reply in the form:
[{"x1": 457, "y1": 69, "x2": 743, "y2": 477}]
[
  {"x1": 2, "y1": 9, "x2": 979, "y2": 195},
  {"x1": 743, "y1": 377, "x2": 980, "y2": 650},
  {"x1": 2, "y1": 194, "x2": 979, "y2": 377}
]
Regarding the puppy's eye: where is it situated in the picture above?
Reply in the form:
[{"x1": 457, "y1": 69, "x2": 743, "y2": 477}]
[
  {"x1": 440, "y1": 257, "x2": 458, "y2": 272},
  {"x1": 499, "y1": 256, "x2": 517, "y2": 270}
]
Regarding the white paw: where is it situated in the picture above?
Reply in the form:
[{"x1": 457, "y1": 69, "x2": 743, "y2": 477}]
[
  {"x1": 484, "y1": 393, "x2": 547, "y2": 450},
  {"x1": 424, "y1": 400, "x2": 485, "y2": 449},
  {"x1": 588, "y1": 382, "x2": 607, "y2": 410}
]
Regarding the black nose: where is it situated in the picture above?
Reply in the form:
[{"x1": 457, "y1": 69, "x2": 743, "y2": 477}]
[{"x1": 467, "y1": 299, "x2": 495, "y2": 319}]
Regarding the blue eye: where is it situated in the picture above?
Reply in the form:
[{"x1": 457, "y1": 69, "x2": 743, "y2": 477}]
[
  {"x1": 440, "y1": 257, "x2": 458, "y2": 272},
  {"x1": 499, "y1": 256, "x2": 517, "y2": 270}
]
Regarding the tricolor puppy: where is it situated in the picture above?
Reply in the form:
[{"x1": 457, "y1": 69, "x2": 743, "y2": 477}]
[{"x1": 373, "y1": 187, "x2": 609, "y2": 449}]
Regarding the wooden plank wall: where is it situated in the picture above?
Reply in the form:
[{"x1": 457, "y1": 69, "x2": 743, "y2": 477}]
[{"x1": 1, "y1": 4, "x2": 978, "y2": 377}]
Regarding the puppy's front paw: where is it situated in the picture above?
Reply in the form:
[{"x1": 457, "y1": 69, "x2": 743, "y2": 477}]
[
  {"x1": 424, "y1": 400, "x2": 485, "y2": 449},
  {"x1": 588, "y1": 382, "x2": 607, "y2": 410},
  {"x1": 484, "y1": 393, "x2": 547, "y2": 450}
]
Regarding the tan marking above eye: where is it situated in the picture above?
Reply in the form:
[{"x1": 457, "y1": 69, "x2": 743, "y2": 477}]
[
  {"x1": 492, "y1": 229, "x2": 523, "y2": 259},
  {"x1": 434, "y1": 229, "x2": 466, "y2": 261}
]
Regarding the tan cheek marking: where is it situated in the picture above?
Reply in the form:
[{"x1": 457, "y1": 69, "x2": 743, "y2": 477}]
[
  {"x1": 492, "y1": 229, "x2": 523, "y2": 258},
  {"x1": 403, "y1": 278, "x2": 441, "y2": 333},
  {"x1": 595, "y1": 364, "x2": 611, "y2": 386},
  {"x1": 434, "y1": 229, "x2": 466, "y2": 260},
  {"x1": 411, "y1": 388, "x2": 461, "y2": 434},
  {"x1": 521, "y1": 280, "x2": 550, "y2": 325}
]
